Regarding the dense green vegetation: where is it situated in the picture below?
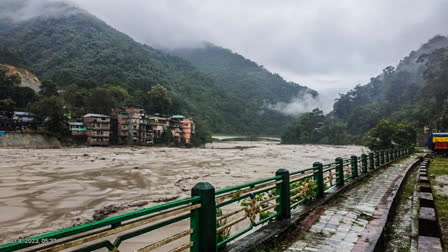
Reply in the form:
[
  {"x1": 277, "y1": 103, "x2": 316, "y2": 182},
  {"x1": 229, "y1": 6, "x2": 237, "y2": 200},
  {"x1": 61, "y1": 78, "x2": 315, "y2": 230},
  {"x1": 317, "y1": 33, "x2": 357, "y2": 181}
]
[
  {"x1": 0, "y1": 1, "x2": 317, "y2": 136},
  {"x1": 171, "y1": 44, "x2": 317, "y2": 134},
  {"x1": 282, "y1": 35, "x2": 448, "y2": 146},
  {"x1": 365, "y1": 120, "x2": 416, "y2": 150},
  {"x1": 0, "y1": 65, "x2": 36, "y2": 110},
  {"x1": 428, "y1": 158, "x2": 448, "y2": 249}
]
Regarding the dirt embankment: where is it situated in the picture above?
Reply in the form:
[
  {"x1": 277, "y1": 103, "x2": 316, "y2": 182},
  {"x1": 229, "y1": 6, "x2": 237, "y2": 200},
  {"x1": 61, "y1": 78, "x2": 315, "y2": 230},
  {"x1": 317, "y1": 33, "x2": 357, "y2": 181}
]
[
  {"x1": 2, "y1": 64, "x2": 41, "y2": 92},
  {"x1": 0, "y1": 133, "x2": 61, "y2": 148}
]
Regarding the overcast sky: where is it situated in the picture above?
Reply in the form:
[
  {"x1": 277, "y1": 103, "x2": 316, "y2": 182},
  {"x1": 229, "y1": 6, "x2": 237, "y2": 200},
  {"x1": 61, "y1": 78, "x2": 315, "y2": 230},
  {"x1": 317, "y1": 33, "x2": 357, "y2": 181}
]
[{"x1": 69, "y1": 0, "x2": 448, "y2": 92}]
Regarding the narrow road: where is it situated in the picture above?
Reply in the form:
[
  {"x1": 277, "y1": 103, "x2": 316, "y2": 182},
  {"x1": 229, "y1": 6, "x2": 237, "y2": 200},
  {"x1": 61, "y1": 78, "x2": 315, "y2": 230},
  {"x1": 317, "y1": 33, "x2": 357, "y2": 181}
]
[{"x1": 286, "y1": 156, "x2": 417, "y2": 252}]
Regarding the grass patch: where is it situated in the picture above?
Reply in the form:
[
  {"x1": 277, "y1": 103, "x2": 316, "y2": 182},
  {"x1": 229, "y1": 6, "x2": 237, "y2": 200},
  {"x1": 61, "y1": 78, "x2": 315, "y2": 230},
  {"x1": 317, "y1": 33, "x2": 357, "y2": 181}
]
[
  {"x1": 428, "y1": 157, "x2": 448, "y2": 249},
  {"x1": 383, "y1": 165, "x2": 417, "y2": 251}
]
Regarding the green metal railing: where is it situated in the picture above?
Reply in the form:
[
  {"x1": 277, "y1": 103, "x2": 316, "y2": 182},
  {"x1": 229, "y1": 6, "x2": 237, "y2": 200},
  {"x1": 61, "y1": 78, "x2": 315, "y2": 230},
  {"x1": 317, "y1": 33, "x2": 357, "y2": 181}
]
[{"x1": 0, "y1": 147, "x2": 414, "y2": 252}]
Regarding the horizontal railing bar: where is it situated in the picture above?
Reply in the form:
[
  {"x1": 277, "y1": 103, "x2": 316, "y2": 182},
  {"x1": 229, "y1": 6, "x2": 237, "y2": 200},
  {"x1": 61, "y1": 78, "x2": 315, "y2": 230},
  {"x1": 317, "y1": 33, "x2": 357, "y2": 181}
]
[
  {"x1": 0, "y1": 197, "x2": 200, "y2": 251},
  {"x1": 259, "y1": 203, "x2": 278, "y2": 213},
  {"x1": 169, "y1": 242, "x2": 194, "y2": 252},
  {"x1": 216, "y1": 181, "x2": 281, "y2": 203},
  {"x1": 289, "y1": 167, "x2": 315, "y2": 175},
  {"x1": 216, "y1": 208, "x2": 246, "y2": 222},
  {"x1": 217, "y1": 215, "x2": 247, "y2": 233},
  {"x1": 217, "y1": 225, "x2": 253, "y2": 248},
  {"x1": 36, "y1": 204, "x2": 200, "y2": 252},
  {"x1": 215, "y1": 176, "x2": 281, "y2": 196},
  {"x1": 290, "y1": 174, "x2": 313, "y2": 184},
  {"x1": 216, "y1": 184, "x2": 277, "y2": 208},
  {"x1": 137, "y1": 229, "x2": 193, "y2": 252},
  {"x1": 291, "y1": 198, "x2": 306, "y2": 208},
  {"x1": 254, "y1": 212, "x2": 277, "y2": 226},
  {"x1": 113, "y1": 213, "x2": 191, "y2": 248},
  {"x1": 290, "y1": 172, "x2": 313, "y2": 181}
]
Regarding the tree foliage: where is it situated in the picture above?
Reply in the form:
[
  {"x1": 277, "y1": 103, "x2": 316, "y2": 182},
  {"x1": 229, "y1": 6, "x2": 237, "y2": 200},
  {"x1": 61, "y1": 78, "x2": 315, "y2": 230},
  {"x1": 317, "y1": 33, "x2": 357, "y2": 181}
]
[
  {"x1": 0, "y1": 6, "x2": 317, "y2": 135},
  {"x1": 366, "y1": 120, "x2": 416, "y2": 150}
]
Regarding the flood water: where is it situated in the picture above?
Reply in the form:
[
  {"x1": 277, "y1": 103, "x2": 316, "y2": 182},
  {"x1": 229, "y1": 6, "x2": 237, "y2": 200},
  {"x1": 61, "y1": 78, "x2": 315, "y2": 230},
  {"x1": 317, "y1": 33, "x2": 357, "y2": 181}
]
[{"x1": 0, "y1": 141, "x2": 365, "y2": 243}]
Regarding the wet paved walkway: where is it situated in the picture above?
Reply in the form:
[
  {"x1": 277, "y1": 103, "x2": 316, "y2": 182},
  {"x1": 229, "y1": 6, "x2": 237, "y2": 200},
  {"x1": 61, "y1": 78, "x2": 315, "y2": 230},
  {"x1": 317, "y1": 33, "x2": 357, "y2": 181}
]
[{"x1": 286, "y1": 157, "x2": 416, "y2": 252}]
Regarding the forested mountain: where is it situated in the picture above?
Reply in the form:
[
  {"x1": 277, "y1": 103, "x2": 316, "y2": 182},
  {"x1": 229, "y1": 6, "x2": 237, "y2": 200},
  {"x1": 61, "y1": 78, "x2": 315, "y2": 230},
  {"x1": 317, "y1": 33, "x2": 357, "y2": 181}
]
[
  {"x1": 282, "y1": 35, "x2": 448, "y2": 145},
  {"x1": 171, "y1": 43, "x2": 317, "y2": 106},
  {"x1": 0, "y1": 0, "x2": 317, "y2": 135},
  {"x1": 170, "y1": 44, "x2": 318, "y2": 135},
  {"x1": 333, "y1": 35, "x2": 448, "y2": 133}
]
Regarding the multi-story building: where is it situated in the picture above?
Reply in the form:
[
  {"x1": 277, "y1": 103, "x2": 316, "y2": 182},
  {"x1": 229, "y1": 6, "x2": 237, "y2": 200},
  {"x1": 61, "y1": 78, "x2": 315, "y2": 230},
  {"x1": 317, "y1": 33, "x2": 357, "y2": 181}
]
[
  {"x1": 83, "y1": 113, "x2": 110, "y2": 145},
  {"x1": 111, "y1": 107, "x2": 143, "y2": 145},
  {"x1": 149, "y1": 116, "x2": 169, "y2": 139},
  {"x1": 68, "y1": 122, "x2": 87, "y2": 136},
  {"x1": 138, "y1": 115, "x2": 153, "y2": 145},
  {"x1": 169, "y1": 115, "x2": 195, "y2": 144}
]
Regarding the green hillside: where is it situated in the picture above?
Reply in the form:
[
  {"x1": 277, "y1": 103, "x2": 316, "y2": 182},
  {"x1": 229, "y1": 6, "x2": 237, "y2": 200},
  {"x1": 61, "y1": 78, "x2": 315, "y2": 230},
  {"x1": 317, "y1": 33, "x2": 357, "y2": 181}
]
[
  {"x1": 171, "y1": 43, "x2": 316, "y2": 104},
  {"x1": 0, "y1": 1, "x2": 317, "y2": 135},
  {"x1": 171, "y1": 44, "x2": 318, "y2": 135},
  {"x1": 282, "y1": 35, "x2": 448, "y2": 145}
]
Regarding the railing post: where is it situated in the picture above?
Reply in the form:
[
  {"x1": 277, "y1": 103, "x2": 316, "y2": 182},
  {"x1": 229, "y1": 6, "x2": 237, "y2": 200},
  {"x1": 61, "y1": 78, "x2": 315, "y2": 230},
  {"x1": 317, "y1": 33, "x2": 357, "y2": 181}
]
[
  {"x1": 276, "y1": 169, "x2": 290, "y2": 219},
  {"x1": 313, "y1": 162, "x2": 324, "y2": 198},
  {"x1": 385, "y1": 149, "x2": 390, "y2": 163},
  {"x1": 351, "y1": 155, "x2": 358, "y2": 178},
  {"x1": 375, "y1": 152, "x2": 380, "y2": 167},
  {"x1": 191, "y1": 182, "x2": 217, "y2": 252},
  {"x1": 335, "y1": 157, "x2": 344, "y2": 186},
  {"x1": 361, "y1": 154, "x2": 368, "y2": 173},
  {"x1": 380, "y1": 151, "x2": 385, "y2": 165},
  {"x1": 369, "y1": 153, "x2": 374, "y2": 170}
]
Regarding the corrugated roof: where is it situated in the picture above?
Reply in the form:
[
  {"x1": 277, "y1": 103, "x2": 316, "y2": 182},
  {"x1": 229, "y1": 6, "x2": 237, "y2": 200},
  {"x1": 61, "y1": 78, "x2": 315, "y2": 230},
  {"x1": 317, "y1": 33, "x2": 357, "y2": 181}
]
[
  {"x1": 171, "y1": 115, "x2": 185, "y2": 119},
  {"x1": 68, "y1": 122, "x2": 85, "y2": 126},
  {"x1": 432, "y1": 133, "x2": 448, "y2": 136},
  {"x1": 83, "y1": 113, "x2": 109, "y2": 118},
  {"x1": 14, "y1": 111, "x2": 33, "y2": 116}
]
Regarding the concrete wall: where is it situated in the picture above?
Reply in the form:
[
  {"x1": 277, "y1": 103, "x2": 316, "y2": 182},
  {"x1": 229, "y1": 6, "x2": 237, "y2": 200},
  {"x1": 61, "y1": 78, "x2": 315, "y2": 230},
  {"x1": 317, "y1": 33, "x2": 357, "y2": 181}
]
[{"x1": 0, "y1": 132, "x2": 61, "y2": 148}]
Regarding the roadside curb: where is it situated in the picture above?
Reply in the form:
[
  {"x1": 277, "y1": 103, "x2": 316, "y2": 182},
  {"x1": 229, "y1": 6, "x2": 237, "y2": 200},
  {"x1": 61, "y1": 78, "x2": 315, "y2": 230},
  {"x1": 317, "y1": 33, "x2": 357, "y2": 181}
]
[{"x1": 352, "y1": 156, "x2": 421, "y2": 252}]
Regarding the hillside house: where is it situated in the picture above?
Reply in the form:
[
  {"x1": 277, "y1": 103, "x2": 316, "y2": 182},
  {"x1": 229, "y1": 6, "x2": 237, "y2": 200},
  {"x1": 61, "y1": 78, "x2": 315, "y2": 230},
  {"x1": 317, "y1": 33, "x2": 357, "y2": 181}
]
[
  {"x1": 169, "y1": 115, "x2": 195, "y2": 144},
  {"x1": 68, "y1": 122, "x2": 87, "y2": 136},
  {"x1": 111, "y1": 107, "x2": 143, "y2": 145},
  {"x1": 83, "y1": 114, "x2": 110, "y2": 145}
]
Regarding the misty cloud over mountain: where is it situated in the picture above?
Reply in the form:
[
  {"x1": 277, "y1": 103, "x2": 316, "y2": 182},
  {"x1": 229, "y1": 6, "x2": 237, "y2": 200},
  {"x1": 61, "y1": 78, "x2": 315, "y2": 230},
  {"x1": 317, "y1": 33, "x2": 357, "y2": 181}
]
[
  {"x1": 2, "y1": 0, "x2": 448, "y2": 114},
  {"x1": 68, "y1": 0, "x2": 448, "y2": 92}
]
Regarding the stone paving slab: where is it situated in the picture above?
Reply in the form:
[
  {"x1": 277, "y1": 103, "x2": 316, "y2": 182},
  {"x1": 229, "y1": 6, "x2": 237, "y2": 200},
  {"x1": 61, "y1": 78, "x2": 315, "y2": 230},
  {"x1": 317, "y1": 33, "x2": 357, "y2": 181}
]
[
  {"x1": 286, "y1": 157, "x2": 416, "y2": 252},
  {"x1": 418, "y1": 192, "x2": 433, "y2": 201},
  {"x1": 419, "y1": 207, "x2": 436, "y2": 221},
  {"x1": 418, "y1": 236, "x2": 443, "y2": 252}
]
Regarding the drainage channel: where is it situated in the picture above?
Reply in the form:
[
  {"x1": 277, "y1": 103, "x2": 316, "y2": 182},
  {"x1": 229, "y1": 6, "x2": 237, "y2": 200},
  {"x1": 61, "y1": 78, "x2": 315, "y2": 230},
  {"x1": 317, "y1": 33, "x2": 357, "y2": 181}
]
[{"x1": 417, "y1": 157, "x2": 444, "y2": 251}]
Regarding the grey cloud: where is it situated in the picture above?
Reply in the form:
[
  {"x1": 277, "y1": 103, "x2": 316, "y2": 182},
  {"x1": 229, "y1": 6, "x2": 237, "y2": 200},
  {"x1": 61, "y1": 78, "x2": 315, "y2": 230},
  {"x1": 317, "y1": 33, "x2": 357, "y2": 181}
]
[
  {"x1": 0, "y1": 0, "x2": 84, "y2": 22},
  {"x1": 5, "y1": 0, "x2": 448, "y2": 93}
]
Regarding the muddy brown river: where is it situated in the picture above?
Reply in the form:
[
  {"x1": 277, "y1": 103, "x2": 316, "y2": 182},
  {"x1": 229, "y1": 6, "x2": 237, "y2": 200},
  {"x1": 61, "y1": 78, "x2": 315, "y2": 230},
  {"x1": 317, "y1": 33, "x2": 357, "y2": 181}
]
[{"x1": 0, "y1": 141, "x2": 365, "y2": 245}]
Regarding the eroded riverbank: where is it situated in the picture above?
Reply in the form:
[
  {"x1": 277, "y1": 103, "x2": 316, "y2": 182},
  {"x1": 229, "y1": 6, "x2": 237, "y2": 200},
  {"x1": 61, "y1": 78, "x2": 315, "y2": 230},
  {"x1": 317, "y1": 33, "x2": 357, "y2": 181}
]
[{"x1": 0, "y1": 142, "x2": 365, "y2": 242}]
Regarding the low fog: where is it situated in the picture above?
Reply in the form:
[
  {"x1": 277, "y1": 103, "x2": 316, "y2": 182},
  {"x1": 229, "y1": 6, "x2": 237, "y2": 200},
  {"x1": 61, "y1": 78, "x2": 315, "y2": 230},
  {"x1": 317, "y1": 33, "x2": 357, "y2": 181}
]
[{"x1": 267, "y1": 88, "x2": 343, "y2": 116}]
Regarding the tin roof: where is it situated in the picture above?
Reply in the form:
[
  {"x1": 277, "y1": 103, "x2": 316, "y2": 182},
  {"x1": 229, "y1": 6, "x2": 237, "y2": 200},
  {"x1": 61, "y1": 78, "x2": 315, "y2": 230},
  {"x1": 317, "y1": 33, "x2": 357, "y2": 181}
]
[
  {"x1": 171, "y1": 115, "x2": 185, "y2": 119},
  {"x1": 83, "y1": 113, "x2": 109, "y2": 118},
  {"x1": 14, "y1": 111, "x2": 33, "y2": 116},
  {"x1": 432, "y1": 133, "x2": 448, "y2": 136},
  {"x1": 68, "y1": 122, "x2": 85, "y2": 126}
]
